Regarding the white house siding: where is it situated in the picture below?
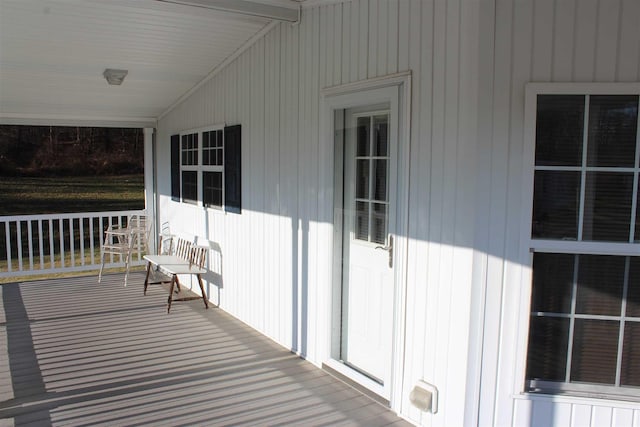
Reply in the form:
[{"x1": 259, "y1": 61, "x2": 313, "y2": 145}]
[
  {"x1": 156, "y1": 0, "x2": 640, "y2": 426},
  {"x1": 479, "y1": 1, "x2": 640, "y2": 427}
]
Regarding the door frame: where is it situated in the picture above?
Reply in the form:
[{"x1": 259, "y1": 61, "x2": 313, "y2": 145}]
[{"x1": 319, "y1": 72, "x2": 412, "y2": 408}]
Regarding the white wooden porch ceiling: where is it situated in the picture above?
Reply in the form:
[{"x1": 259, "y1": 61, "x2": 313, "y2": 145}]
[{"x1": 0, "y1": 0, "x2": 301, "y2": 127}]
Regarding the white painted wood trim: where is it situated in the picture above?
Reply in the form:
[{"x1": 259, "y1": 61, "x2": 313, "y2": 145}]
[
  {"x1": 320, "y1": 72, "x2": 411, "y2": 411},
  {"x1": 0, "y1": 113, "x2": 157, "y2": 128},
  {"x1": 322, "y1": 71, "x2": 412, "y2": 97},
  {"x1": 157, "y1": 0, "x2": 300, "y2": 22}
]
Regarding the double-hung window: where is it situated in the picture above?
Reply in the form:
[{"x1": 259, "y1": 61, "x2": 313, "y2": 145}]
[
  {"x1": 525, "y1": 85, "x2": 640, "y2": 399},
  {"x1": 202, "y1": 129, "x2": 224, "y2": 208},
  {"x1": 181, "y1": 132, "x2": 199, "y2": 204},
  {"x1": 171, "y1": 124, "x2": 242, "y2": 213}
]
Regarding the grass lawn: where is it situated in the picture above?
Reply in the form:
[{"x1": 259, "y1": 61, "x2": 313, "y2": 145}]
[{"x1": 0, "y1": 175, "x2": 145, "y2": 216}]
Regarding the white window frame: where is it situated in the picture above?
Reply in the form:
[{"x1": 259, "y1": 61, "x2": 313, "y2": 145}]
[
  {"x1": 520, "y1": 82, "x2": 640, "y2": 400},
  {"x1": 179, "y1": 124, "x2": 225, "y2": 209}
]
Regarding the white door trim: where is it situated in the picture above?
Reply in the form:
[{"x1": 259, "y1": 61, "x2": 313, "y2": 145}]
[{"x1": 319, "y1": 72, "x2": 412, "y2": 410}]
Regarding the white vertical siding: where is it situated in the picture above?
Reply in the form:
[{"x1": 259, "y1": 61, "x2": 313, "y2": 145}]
[
  {"x1": 481, "y1": 0, "x2": 640, "y2": 426},
  {"x1": 158, "y1": 1, "x2": 480, "y2": 424},
  {"x1": 155, "y1": 0, "x2": 640, "y2": 426}
]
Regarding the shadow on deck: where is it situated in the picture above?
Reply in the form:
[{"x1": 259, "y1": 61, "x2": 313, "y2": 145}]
[{"x1": 0, "y1": 272, "x2": 410, "y2": 426}]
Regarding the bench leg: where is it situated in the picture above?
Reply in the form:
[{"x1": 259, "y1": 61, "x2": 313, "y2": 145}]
[
  {"x1": 167, "y1": 275, "x2": 177, "y2": 313},
  {"x1": 143, "y1": 262, "x2": 152, "y2": 295},
  {"x1": 197, "y1": 274, "x2": 209, "y2": 309}
]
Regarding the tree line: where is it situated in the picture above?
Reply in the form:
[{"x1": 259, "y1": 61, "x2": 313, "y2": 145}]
[{"x1": 0, "y1": 125, "x2": 144, "y2": 177}]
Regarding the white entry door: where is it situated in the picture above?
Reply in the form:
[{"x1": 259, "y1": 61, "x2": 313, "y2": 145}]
[{"x1": 340, "y1": 106, "x2": 397, "y2": 388}]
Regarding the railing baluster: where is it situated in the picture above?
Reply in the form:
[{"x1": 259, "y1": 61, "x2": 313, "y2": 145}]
[
  {"x1": 70, "y1": 218, "x2": 76, "y2": 267},
  {"x1": 49, "y1": 219, "x2": 55, "y2": 269},
  {"x1": 99, "y1": 216, "x2": 104, "y2": 265},
  {"x1": 38, "y1": 219, "x2": 44, "y2": 270},
  {"x1": 79, "y1": 217, "x2": 85, "y2": 266},
  {"x1": 89, "y1": 215, "x2": 95, "y2": 265},
  {"x1": 17, "y1": 221, "x2": 23, "y2": 271},
  {"x1": 59, "y1": 218, "x2": 65, "y2": 268},
  {"x1": 27, "y1": 220, "x2": 34, "y2": 271},
  {"x1": 5, "y1": 221, "x2": 12, "y2": 272}
]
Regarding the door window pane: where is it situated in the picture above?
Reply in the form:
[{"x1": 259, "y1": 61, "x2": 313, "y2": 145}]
[
  {"x1": 357, "y1": 117, "x2": 370, "y2": 157},
  {"x1": 582, "y1": 172, "x2": 633, "y2": 242},
  {"x1": 526, "y1": 317, "x2": 570, "y2": 382},
  {"x1": 373, "y1": 160, "x2": 388, "y2": 202},
  {"x1": 576, "y1": 255, "x2": 625, "y2": 316},
  {"x1": 373, "y1": 115, "x2": 388, "y2": 157},
  {"x1": 355, "y1": 201, "x2": 369, "y2": 241},
  {"x1": 356, "y1": 160, "x2": 370, "y2": 199},
  {"x1": 535, "y1": 95, "x2": 585, "y2": 166},
  {"x1": 571, "y1": 319, "x2": 619, "y2": 385},
  {"x1": 531, "y1": 253, "x2": 574, "y2": 314},
  {"x1": 371, "y1": 203, "x2": 387, "y2": 244},
  {"x1": 587, "y1": 95, "x2": 638, "y2": 168},
  {"x1": 532, "y1": 171, "x2": 580, "y2": 239}
]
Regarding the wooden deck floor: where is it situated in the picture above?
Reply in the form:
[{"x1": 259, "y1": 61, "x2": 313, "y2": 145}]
[{"x1": 0, "y1": 272, "x2": 411, "y2": 427}]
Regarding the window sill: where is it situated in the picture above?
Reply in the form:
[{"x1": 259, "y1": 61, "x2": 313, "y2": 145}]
[{"x1": 514, "y1": 391, "x2": 640, "y2": 408}]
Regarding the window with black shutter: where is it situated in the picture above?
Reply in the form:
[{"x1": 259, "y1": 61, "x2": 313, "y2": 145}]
[{"x1": 170, "y1": 125, "x2": 240, "y2": 212}]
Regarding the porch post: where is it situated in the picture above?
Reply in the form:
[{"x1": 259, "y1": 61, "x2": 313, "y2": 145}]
[{"x1": 143, "y1": 127, "x2": 156, "y2": 253}]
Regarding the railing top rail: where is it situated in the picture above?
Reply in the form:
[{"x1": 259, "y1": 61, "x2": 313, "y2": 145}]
[{"x1": 0, "y1": 210, "x2": 146, "y2": 222}]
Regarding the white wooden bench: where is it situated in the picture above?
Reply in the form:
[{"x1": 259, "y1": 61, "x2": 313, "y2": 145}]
[{"x1": 143, "y1": 235, "x2": 209, "y2": 313}]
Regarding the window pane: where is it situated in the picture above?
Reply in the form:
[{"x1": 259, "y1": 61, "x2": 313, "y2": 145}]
[
  {"x1": 357, "y1": 117, "x2": 370, "y2": 157},
  {"x1": 627, "y1": 258, "x2": 640, "y2": 318},
  {"x1": 587, "y1": 95, "x2": 638, "y2": 168},
  {"x1": 373, "y1": 160, "x2": 388, "y2": 201},
  {"x1": 576, "y1": 255, "x2": 625, "y2": 316},
  {"x1": 532, "y1": 171, "x2": 580, "y2": 239},
  {"x1": 203, "y1": 171, "x2": 222, "y2": 207},
  {"x1": 526, "y1": 317, "x2": 570, "y2": 382},
  {"x1": 571, "y1": 319, "x2": 619, "y2": 385},
  {"x1": 371, "y1": 203, "x2": 387, "y2": 244},
  {"x1": 355, "y1": 201, "x2": 369, "y2": 241},
  {"x1": 583, "y1": 172, "x2": 633, "y2": 242},
  {"x1": 356, "y1": 159, "x2": 370, "y2": 199},
  {"x1": 535, "y1": 95, "x2": 585, "y2": 166},
  {"x1": 373, "y1": 115, "x2": 388, "y2": 157},
  {"x1": 531, "y1": 253, "x2": 574, "y2": 314},
  {"x1": 621, "y1": 322, "x2": 640, "y2": 387},
  {"x1": 181, "y1": 171, "x2": 197, "y2": 204},
  {"x1": 636, "y1": 184, "x2": 640, "y2": 243}
]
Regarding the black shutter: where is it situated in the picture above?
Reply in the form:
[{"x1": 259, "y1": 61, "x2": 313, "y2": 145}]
[
  {"x1": 224, "y1": 125, "x2": 241, "y2": 214},
  {"x1": 171, "y1": 134, "x2": 180, "y2": 201}
]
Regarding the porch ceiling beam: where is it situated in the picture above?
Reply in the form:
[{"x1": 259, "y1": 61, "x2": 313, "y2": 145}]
[{"x1": 156, "y1": 0, "x2": 300, "y2": 22}]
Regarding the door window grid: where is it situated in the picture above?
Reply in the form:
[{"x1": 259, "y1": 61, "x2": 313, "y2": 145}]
[
  {"x1": 527, "y1": 92, "x2": 640, "y2": 397},
  {"x1": 354, "y1": 113, "x2": 390, "y2": 245}
]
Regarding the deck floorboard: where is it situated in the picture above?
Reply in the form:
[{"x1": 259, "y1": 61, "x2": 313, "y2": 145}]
[{"x1": 0, "y1": 273, "x2": 411, "y2": 426}]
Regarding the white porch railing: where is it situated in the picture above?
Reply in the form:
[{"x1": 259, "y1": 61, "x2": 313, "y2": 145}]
[{"x1": 0, "y1": 210, "x2": 147, "y2": 279}]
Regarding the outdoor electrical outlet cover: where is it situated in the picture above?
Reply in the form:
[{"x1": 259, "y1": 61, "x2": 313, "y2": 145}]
[{"x1": 409, "y1": 380, "x2": 438, "y2": 414}]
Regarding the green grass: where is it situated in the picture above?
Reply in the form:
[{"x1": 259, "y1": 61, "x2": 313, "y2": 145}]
[{"x1": 0, "y1": 175, "x2": 145, "y2": 216}]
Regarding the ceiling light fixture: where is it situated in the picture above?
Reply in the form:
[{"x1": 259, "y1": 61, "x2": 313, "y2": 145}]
[{"x1": 103, "y1": 68, "x2": 128, "y2": 85}]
